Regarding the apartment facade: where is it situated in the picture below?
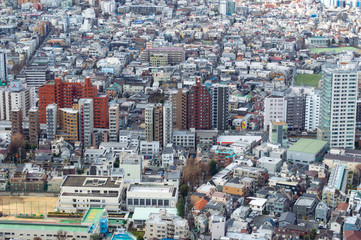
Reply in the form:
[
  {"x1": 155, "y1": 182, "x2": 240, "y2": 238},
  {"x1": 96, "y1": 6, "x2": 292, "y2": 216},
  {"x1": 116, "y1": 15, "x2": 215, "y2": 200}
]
[
  {"x1": 28, "y1": 107, "x2": 40, "y2": 146},
  {"x1": 187, "y1": 77, "x2": 211, "y2": 130},
  {"x1": 38, "y1": 77, "x2": 108, "y2": 128},
  {"x1": 79, "y1": 98, "x2": 94, "y2": 147},
  {"x1": 109, "y1": 103, "x2": 120, "y2": 142},
  {"x1": 317, "y1": 65, "x2": 358, "y2": 149},
  {"x1": 210, "y1": 84, "x2": 229, "y2": 131},
  {"x1": 10, "y1": 107, "x2": 22, "y2": 135}
]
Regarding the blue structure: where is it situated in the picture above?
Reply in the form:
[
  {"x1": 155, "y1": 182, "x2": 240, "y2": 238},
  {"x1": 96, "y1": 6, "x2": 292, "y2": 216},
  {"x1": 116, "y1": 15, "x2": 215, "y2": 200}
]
[{"x1": 100, "y1": 218, "x2": 108, "y2": 234}]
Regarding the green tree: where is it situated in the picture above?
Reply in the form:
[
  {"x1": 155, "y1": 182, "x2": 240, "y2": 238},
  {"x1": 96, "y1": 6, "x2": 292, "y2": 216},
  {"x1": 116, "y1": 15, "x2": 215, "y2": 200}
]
[
  {"x1": 209, "y1": 160, "x2": 218, "y2": 176},
  {"x1": 90, "y1": 234, "x2": 100, "y2": 240},
  {"x1": 136, "y1": 237, "x2": 144, "y2": 240},
  {"x1": 180, "y1": 184, "x2": 189, "y2": 198},
  {"x1": 177, "y1": 198, "x2": 185, "y2": 217}
]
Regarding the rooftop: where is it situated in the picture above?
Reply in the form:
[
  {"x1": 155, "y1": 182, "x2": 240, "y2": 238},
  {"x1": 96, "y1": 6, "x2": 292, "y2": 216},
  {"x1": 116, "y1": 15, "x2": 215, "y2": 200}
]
[{"x1": 288, "y1": 139, "x2": 328, "y2": 154}]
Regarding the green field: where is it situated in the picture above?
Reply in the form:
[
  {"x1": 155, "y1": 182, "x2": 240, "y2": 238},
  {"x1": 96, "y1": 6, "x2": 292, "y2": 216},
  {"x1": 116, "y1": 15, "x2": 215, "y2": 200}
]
[
  {"x1": 309, "y1": 47, "x2": 361, "y2": 54},
  {"x1": 295, "y1": 74, "x2": 321, "y2": 88}
]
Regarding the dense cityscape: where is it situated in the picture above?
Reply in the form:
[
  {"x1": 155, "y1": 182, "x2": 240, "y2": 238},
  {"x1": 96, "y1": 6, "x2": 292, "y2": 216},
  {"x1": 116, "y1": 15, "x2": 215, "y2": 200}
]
[{"x1": 0, "y1": 0, "x2": 361, "y2": 239}]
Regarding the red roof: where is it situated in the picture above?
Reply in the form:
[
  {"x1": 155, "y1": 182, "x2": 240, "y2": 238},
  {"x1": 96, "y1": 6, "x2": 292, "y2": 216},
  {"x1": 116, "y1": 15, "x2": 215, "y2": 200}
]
[
  {"x1": 194, "y1": 198, "x2": 208, "y2": 211},
  {"x1": 336, "y1": 202, "x2": 348, "y2": 211},
  {"x1": 345, "y1": 231, "x2": 361, "y2": 240}
]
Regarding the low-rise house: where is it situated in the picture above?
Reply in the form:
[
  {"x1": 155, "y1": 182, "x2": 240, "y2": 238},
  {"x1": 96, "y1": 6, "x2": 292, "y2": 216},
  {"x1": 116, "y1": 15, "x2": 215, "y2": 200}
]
[
  {"x1": 249, "y1": 198, "x2": 267, "y2": 213},
  {"x1": 330, "y1": 216, "x2": 344, "y2": 233},
  {"x1": 279, "y1": 212, "x2": 296, "y2": 228},
  {"x1": 293, "y1": 196, "x2": 318, "y2": 219},
  {"x1": 344, "y1": 217, "x2": 361, "y2": 231}
]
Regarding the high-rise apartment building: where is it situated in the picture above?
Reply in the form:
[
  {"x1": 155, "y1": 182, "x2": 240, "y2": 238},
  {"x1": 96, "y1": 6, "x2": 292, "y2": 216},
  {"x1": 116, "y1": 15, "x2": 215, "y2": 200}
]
[
  {"x1": 78, "y1": 99, "x2": 93, "y2": 147},
  {"x1": 39, "y1": 77, "x2": 108, "y2": 128},
  {"x1": 109, "y1": 103, "x2": 120, "y2": 142},
  {"x1": 57, "y1": 108, "x2": 79, "y2": 144},
  {"x1": 211, "y1": 84, "x2": 229, "y2": 130},
  {"x1": 263, "y1": 93, "x2": 287, "y2": 131},
  {"x1": 163, "y1": 101, "x2": 172, "y2": 147},
  {"x1": 0, "y1": 81, "x2": 31, "y2": 121},
  {"x1": 285, "y1": 94, "x2": 306, "y2": 131},
  {"x1": 11, "y1": 108, "x2": 22, "y2": 135},
  {"x1": 317, "y1": 65, "x2": 358, "y2": 149},
  {"x1": 187, "y1": 77, "x2": 211, "y2": 130},
  {"x1": 305, "y1": 91, "x2": 320, "y2": 131},
  {"x1": 0, "y1": 48, "x2": 7, "y2": 82},
  {"x1": 170, "y1": 87, "x2": 187, "y2": 130},
  {"x1": 46, "y1": 103, "x2": 57, "y2": 141},
  {"x1": 145, "y1": 104, "x2": 154, "y2": 142},
  {"x1": 153, "y1": 104, "x2": 163, "y2": 146},
  {"x1": 145, "y1": 104, "x2": 164, "y2": 146},
  {"x1": 28, "y1": 107, "x2": 40, "y2": 146}
]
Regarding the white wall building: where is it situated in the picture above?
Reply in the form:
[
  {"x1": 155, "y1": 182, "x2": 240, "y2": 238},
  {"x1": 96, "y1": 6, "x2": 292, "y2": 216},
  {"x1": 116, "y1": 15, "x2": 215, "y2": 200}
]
[
  {"x1": 263, "y1": 96, "x2": 287, "y2": 131},
  {"x1": 109, "y1": 103, "x2": 120, "y2": 142},
  {"x1": 126, "y1": 182, "x2": 179, "y2": 211},
  {"x1": 305, "y1": 91, "x2": 320, "y2": 131},
  {"x1": 58, "y1": 175, "x2": 125, "y2": 213},
  {"x1": 79, "y1": 98, "x2": 94, "y2": 147}
]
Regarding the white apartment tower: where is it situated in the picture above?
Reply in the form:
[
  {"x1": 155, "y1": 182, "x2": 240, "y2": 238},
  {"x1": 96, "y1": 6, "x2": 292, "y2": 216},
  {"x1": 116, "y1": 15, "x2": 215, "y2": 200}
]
[
  {"x1": 263, "y1": 95, "x2": 287, "y2": 131},
  {"x1": 163, "y1": 101, "x2": 173, "y2": 147},
  {"x1": 305, "y1": 91, "x2": 320, "y2": 131},
  {"x1": 79, "y1": 99, "x2": 94, "y2": 147},
  {"x1": 109, "y1": 103, "x2": 120, "y2": 142},
  {"x1": 46, "y1": 103, "x2": 57, "y2": 140},
  {"x1": 0, "y1": 48, "x2": 7, "y2": 82},
  {"x1": 317, "y1": 65, "x2": 359, "y2": 149},
  {"x1": 0, "y1": 81, "x2": 31, "y2": 121}
]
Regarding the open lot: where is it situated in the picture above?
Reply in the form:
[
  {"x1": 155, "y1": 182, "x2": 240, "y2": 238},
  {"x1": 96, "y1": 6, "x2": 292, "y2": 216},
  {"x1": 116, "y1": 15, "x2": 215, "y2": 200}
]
[
  {"x1": 295, "y1": 74, "x2": 321, "y2": 88},
  {"x1": 0, "y1": 196, "x2": 58, "y2": 216}
]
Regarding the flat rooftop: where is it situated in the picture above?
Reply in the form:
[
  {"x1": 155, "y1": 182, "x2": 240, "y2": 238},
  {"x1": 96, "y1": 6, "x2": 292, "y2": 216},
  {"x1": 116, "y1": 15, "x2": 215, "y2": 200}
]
[
  {"x1": 82, "y1": 208, "x2": 104, "y2": 224},
  {"x1": 288, "y1": 139, "x2": 327, "y2": 154},
  {"x1": 0, "y1": 221, "x2": 88, "y2": 233}
]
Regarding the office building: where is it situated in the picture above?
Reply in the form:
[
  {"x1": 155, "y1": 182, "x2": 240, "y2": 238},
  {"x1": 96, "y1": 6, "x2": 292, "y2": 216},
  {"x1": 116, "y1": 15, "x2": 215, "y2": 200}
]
[
  {"x1": 109, "y1": 103, "x2": 120, "y2": 142},
  {"x1": 163, "y1": 101, "x2": 172, "y2": 147},
  {"x1": 28, "y1": 107, "x2": 40, "y2": 146},
  {"x1": 23, "y1": 65, "x2": 51, "y2": 92},
  {"x1": 10, "y1": 107, "x2": 22, "y2": 135},
  {"x1": 317, "y1": 65, "x2": 358, "y2": 149},
  {"x1": 187, "y1": 77, "x2": 211, "y2": 130},
  {"x1": 79, "y1": 99, "x2": 94, "y2": 147},
  {"x1": 0, "y1": 48, "x2": 7, "y2": 82},
  {"x1": 211, "y1": 84, "x2": 229, "y2": 131},
  {"x1": 46, "y1": 103, "x2": 57, "y2": 140},
  {"x1": 170, "y1": 87, "x2": 188, "y2": 130},
  {"x1": 38, "y1": 77, "x2": 108, "y2": 128},
  {"x1": 56, "y1": 108, "x2": 79, "y2": 144},
  {"x1": 269, "y1": 120, "x2": 288, "y2": 147}
]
